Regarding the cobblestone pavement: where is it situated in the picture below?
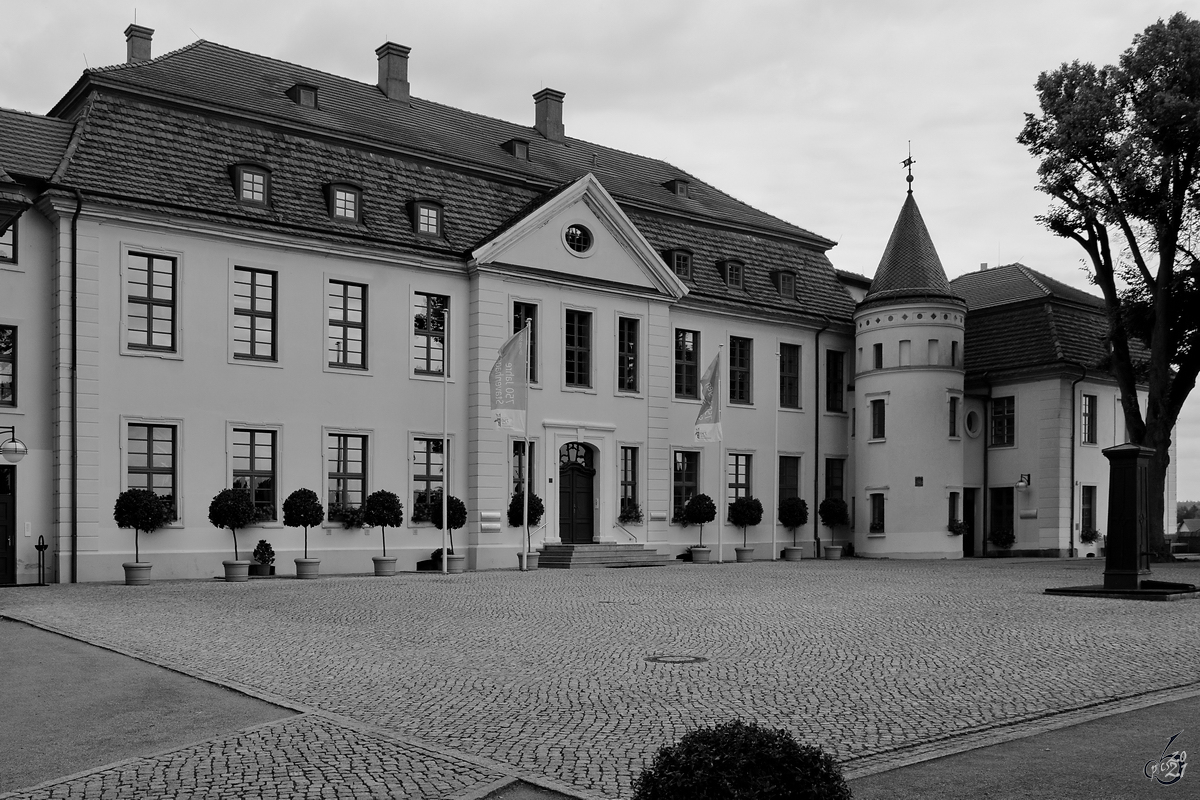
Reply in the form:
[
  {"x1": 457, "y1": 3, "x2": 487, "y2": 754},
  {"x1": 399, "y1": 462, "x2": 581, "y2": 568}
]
[{"x1": 2, "y1": 558, "x2": 1198, "y2": 799}]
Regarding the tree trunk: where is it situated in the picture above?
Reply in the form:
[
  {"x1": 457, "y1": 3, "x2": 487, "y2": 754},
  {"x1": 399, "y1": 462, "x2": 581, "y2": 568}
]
[{"x1": 382, "y1": 527, "x2": 387, "y2": 558}]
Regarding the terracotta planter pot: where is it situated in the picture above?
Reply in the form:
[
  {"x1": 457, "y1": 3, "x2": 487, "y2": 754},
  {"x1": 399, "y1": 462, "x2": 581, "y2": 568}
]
[
  {"x1": 122, "y1": 562, "x2": 152, "y2": 585},
  {"x1": 690, "y1": 546, "x2": 712, "y2": 564},
  {"x1": 823, "y1": 545, "x2": 843, "y2": 560},
  {"x1": 222, "y1": 560, "x2": 251, "y2": 582},
  {"x1": 782, "y1": 547, "x2": 804, "y2": 562},
  {"x1": 446, "y1": 553, "x2": 467, "y2": 574},
  {"x1": 372, "y1": 556, "x2": 398, "y2": 577},
  {"x1": 734, "y1": 546, "x2": 755, "y2": 563},
  {"x1": 249, "y1": 563, "x2": 274, "y2": 577},
  {"x1": 517, "y1": 551, "x2": 539, "y2": 571},
  {"x1": 294, "y1": 557, "x2": 321, "y2": 579}
]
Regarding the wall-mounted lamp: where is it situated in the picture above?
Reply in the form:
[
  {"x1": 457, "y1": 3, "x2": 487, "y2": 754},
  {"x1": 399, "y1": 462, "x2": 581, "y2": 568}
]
[
  {"x1": 1016, "y1": 473, "x2": 1032, "y2": 490},
  {"x1": 1, "y1": 426, "x2": 27, "y2": 463}
]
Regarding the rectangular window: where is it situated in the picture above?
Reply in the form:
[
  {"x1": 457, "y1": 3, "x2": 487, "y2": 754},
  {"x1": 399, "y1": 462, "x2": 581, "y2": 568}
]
[
  {"x1": 826, "y1": 350, "x2": 845, "y2": 412},
  {"x1": 899, "y1": 340, "x2": 911, "y2": 366},
  {"x1": 513, "y1": 440, "x2": 535, "y2": 495},
  {"x1": 873, "y1": 343, "x2": 883, "y2": 369},
  {"x1": 416, "y1": 203, "x2": 442, "y2": 236},
  {"x1": 1081, "y1": 394, "x2": 1098, "y2": 445},
  {"x1": 238, "y1": 167, "x2": 268, "y2": 204},
  {"x1": 728, "y1": 453, "x2": 751, "y2": 503},
  {"x1": 948, "y1": 491, "x2": 960, "y2": 524},
  {"x1": 724, "y1": 261, "x2": 744, "y2": 288},
  {"x1": 127, "y1": 252, "x2": 177, "y2": 352},
  {"x1": 1081, "y1": 485, "x2": 1097, "y2": 531},
  {"x1": 779, "y1": 343, "x2": 800, "y2": 409},
  {"x1": 412, "y1": 437, "x2": 445, "y2": 517},
  {"x1": 949, "y1": 396, "x2": 959, "y2": 437},
  {"x1": 951, "y1": 341, "x2": 959, "y2": 367},
  {"x1": 513, "y1": 302, "x2": 538, "y2": 383},
  {"x1": 0, "y1": 219, "x2": 15, "y2": 263},
  {"x1": 675, "y1": 329, "x2": 699, "y2": 398},
  {"x1": 870, "y1": 493, "x2": 885, "y2": 532},
  {"x1": 327, "y1": 433, "x2": 367, "y2": 520},
  {"x1": 620, "y1": 446, "x2": 639, "y2": 517},
  {"x1": 331, "y1": 186, "x2": 360, "y2": 222},
  {"x1": 991, "y1": 396, "x2": 1015, "y2": 446},
  {"x1": 233, "y1": 267, "x2": 276, "y2": 361},
  {"x1": 128, "y1": 424, "x2": 177, "y2": 520},
  {"x1": 672, "y1": 251, "x2": 692, "y2": 279},
  {"x1": 871, "y1": 398, "x2": 886, "y2": 439},
  {"x1": 232, "y1": 428, "x2": 276, "y2": 520},
  {"x1": 779, "y1": 456, "x2": 800, "y2": 501},
  {"x1": 564, "y1": 310, "x2": 592, "y2": 388},
  {"x1": 413, "y1": 292, "x2": 448, "y2": 375},
  {"x1": 989, "y1": 486, "x2": 1015, "y2": 540},
  {"x1": 0, "y1": 325, "x2": 14, "y2": 406},
  {"x1": 672, "y1": 451, "x2": 699, "y2": 520},
  {"x1": 618, "y1": 317, "x2": 639, "y2": 393},
  {"x1": 928, "y1": 339, "x2": 939, "y2": 365},
  {"x1": 729, "y1": 337, "x2": 752, "y2": 404},
  {"x1": 825, "y1": 458, "x2": 845, "y2": 501},
  {"x1": 779, "y1": 272, "x2": 796, "y2": 298},
  {"x1": 328, "y1": 280, "x2": 367, "y2": 369}
]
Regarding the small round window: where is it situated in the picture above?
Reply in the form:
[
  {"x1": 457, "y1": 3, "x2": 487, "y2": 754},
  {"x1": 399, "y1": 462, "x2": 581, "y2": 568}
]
[
  {"x1": 965, "y1": 410, "x2": 981, "y2": 438},
  {"x1": 564, "y1": 224, "x2": 593, "y2": 254}
]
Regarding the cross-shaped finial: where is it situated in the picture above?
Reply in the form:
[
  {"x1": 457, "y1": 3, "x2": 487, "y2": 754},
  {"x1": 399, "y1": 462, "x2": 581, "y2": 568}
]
[{"x1": 901, "y1": 141, "x2": 915, "y2": 194}]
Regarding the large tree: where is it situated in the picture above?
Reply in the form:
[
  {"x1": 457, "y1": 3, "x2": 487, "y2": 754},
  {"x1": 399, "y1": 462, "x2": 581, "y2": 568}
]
[{"x1": 1018, "y1": 12, "x2": 1200, "y2": 555}]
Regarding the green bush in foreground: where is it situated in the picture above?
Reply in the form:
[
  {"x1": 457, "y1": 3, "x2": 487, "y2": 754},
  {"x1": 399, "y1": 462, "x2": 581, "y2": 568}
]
[{"x1": 632, "y1": 720, "x2": 851, "y2": 800}]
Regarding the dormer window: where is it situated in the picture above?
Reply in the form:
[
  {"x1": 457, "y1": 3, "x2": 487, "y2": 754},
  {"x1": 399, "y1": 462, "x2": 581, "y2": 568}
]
[
  {"x1": 721, "y1": 259, "x2": 745, "y2": 289},
  {"x1": 667, "y1": 249, "x2": 692, "y2": 279},
  {"x1": 505, "y1": 139, "x2": 530, "y2": 160},
  {"x1": 232, "y1": 164, "x2": 271, "y2": 206},
  {"x1": 665, "y1": 179, "x2": 690, "y2": 198},
  {"x1": 329, "y1": 183, "x2": 362, "y2": 223},
  {"x1": 414, "y1": 201, "x2": 443, "y2": 238},
  {"x1": 286, "y1": 84, "x2": 318, "y2": 108},
  {"x1": 772, "y1": 270, "x2": 796, "y2": 298}
]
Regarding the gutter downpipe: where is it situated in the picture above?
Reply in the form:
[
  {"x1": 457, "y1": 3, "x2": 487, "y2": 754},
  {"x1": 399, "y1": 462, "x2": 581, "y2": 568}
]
[
  {"x1": 813, "y1": 316, "x2": 831, "y2": 559},
  {"x1": 1067, "y1": 361, "x2": 1088, "y2": 559}
]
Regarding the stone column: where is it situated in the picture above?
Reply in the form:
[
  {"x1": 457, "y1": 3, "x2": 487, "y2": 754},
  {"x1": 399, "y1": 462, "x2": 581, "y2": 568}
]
[{"x1": 1102, "y1": 443, "x2": 1153, "y2": 591}]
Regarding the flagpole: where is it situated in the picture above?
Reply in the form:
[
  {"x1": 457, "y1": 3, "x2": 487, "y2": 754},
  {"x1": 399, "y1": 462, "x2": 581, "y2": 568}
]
[
  {"x1": 441, "y1": 307, "x2": 449, "y2": 575},
  {"x1": 773, "y1": 343, "x2": 780, "y2": 560},
  {"x1": 717, "y1": 342, "x2": 724, "y2": 564},
  {"x1": 522, "y1": 319, "x2": 531, "y2": 568}
]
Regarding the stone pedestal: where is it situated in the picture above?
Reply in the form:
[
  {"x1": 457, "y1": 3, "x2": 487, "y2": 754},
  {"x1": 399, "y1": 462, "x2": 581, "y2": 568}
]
[{"x1": 1102, "y1": 444, "x2": 1153, "y2": 591}]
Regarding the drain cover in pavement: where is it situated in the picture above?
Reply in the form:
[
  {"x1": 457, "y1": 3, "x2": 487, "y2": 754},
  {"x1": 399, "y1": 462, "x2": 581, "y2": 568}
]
[{"x1": 644, "y1": 655, "x2": 708, "y2": 664}]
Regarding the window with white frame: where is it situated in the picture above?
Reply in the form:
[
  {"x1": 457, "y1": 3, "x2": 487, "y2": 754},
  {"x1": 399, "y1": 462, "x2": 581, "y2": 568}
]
[
  {"x1": 232, "y1": 428, "x2": 276, "y2": 520},
  {"x1": 779, "y1": 456, "x2": 800, "y2": 501},
  {"x1": 729, "y1": 337, "x2": 752, "y2": 404},
  {"x1": 327, "y1": 433, "x2": 367, "y2": 521},
  {"x1": 620, "y1": 446, "x2": 639, "y2": 518},
  {"x1": 413, "y1": 293, "x2": 448, "y2": 375},
  {"x1": 672, "y1": 451, "x2": 699, "y2": 521},
  {"x1": 330, "y1": 185, "x2": 361, "y2": 222},
  {"x1": 991, "y1": 396, "x2": 1015, "y2": 446},
  {"x1": 513, "y1": 301, "x2": 538, "y2": 383},
  {"x1": 564, "y1": 309, "x2": 591, "y2": 388},
  {"x1": 826, "y1": 350, "x2": 845, "y2": 412},
  {"x1": 949, "y1": 396, "x2": 959, "y2": 438},
  {"x1": 0, "y1": 219, "x2": 16, "y2": 263},
  {"x1": 780, "y1": 343, "x2": 800, "y2": 409},
  {"x1": 617, "y1": 317, "x2": 639, "y2": 393},
  {"x1": 233, "y1": 267, "x2": 276, "y2": 361},
  {"x1": 328, "y1": 280, "x2": 367, "y2": 369},
  {"x1": 0, "y1": 325, "x2": 14, "y2": 406},
  {"x1": 235, "y1": 165, "x2": 270, "y2": 205},
  {"x1": 870, "y1": 398, "x2": 886, "y2": 439},
  {"x1": 675, "y1": 329, "x2": 699, "y2": 398},
  {"x1": 415, "y1": 202, "x2": 442, "y2": 237},
  {"x1": 1081, "y1": 394, "x2": 1098, "y2": 445},
  {"x1": 127, "y1": 252, "x2": 177, "y2": 352},
  {"x1": 411, "y1": 437, "x2": 445, "y2": 521},
  {"x1": 128, "y1": 423, "x2": 177, "y2": 520},
  {"x1": 512, "y1": 440, "x2": 535, "y2": 495},
  {"x1": 727, "y1": 453, "x2": 752, "y2": 503},
  {"x1": 870, "y1": 493, "x2": 885, "y2": 532}
]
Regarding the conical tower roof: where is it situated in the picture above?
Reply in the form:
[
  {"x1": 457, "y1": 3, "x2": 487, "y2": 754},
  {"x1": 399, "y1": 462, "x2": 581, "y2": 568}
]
[{"x1": 860, "y1": 191, "x2": 961, "y2": 310}]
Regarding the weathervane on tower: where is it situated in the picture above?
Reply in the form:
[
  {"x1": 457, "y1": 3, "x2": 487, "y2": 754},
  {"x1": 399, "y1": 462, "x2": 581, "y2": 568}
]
[{"x1": 901, "y1": 142, "x2": 915, "y2": 194}]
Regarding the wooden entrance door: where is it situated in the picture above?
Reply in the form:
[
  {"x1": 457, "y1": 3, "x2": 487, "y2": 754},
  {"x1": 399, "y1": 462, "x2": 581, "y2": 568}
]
[
  {"x1": 558, "y1": 443, "x2": 595, "y2": 544},
  {"x1": 0, "y1": 466, "x2": 14, "y2": 584},
  {"x1": 963, "y1": 488, "x2": 977, "y2": 557}
]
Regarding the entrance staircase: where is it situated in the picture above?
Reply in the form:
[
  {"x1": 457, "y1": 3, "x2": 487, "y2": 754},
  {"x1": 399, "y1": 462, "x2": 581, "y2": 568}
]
[{"x1": 538, "y1": 543, "x2": 670, "y2": 569}]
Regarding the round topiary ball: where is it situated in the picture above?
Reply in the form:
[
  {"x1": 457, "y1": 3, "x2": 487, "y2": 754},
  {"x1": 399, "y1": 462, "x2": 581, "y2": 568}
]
[{"x1": 632, "y1": 719, "x2": 850, "y2": 800}]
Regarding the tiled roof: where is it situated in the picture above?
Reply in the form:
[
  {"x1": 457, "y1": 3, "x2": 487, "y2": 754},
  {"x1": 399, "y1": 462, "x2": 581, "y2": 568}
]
[
  {"x1": 863, "y1": 192, "x2": 956, "y2": 306},
  {"x1": 949, "y1": 263, "x2": 1103, "y2": 311},
  {"x1": 0, "y1": 107, "x2": 74, "y2": 180},
  {"x1": 57, "y1": 40, "x2": 832, "y2": 246},
  {"x1": 58, "y1": 95, "x2": 856, "y2": 321}
]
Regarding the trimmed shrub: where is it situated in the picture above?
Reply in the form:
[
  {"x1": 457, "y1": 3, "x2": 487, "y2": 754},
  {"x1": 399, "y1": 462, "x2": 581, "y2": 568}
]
[
  {"x1": 685, "y1": 494, "x2": 716, "y2": 548},
  {"x1": 632, "y1": 719, "x2": 851, "y2": 800},
  {"x1": 507, "y1": 491, "x2": 545, "y2": 529},
  {"x1": 283, "y1": 488, "x2": 325, "y2": 559},
  {"x1": 429, "y1": 493, "x2": 467, "y2": 553},
  {"x1": 113, "y1": 488, "x2": 170, "y2": 563},
  {"x1": 209, "y1": 488, "x2": 259, "y2": 560},
  {"x1": 252, "y1": 539, "x2": 276, "y2": 566},
  {"x1": 778, "y1": 497, "x2": 809, "y2": 547},
  {"x1": 818, "y1": 498, "x2": 849, "y2": 528},
  {"x1": 728, "y1": 496, "x2": 764, "y2": 547},
  {"x1": 362, "y1": 490, "x2": 404, "y2": 557}
]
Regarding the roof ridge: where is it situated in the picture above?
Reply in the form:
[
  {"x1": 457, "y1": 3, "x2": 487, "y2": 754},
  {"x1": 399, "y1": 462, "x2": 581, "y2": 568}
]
[
  {"x1": 0, "y1": 105, "x2": 74, "y2": 123},
  {"x1": 1043, "y1": 303, "x2": 1065, "y2": 361},
  {"x1": 51, "y1": 96, "x2": 95, "y2": 183},
  {"x1": 1015, "y1": 263, "x2": 1053, "y2": 297},
  {"x1": 84, "y1": 38, "x2": 208, "y2": 75}
]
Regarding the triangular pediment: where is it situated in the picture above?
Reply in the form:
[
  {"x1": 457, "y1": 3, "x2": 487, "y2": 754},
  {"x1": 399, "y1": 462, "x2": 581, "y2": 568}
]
[{"x1": 471, "y1": 173, "x2": 688, "y2": 300}]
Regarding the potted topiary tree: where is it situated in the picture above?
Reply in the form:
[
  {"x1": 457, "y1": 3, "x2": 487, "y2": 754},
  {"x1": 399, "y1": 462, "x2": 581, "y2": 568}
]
[
  {"x1": 685, "y1": 494, "x2": 716, "y2": 564},
  {"x1": 728, "y1": 495, "x2": 763, "y2": 563},
  {"x1": 430, "y1": 492, "x2": 468, "y2": 573},
  {"x1": 631, "y1": 719, "x2": 851, "y2": 800},
  {"x1": 283, "y1": 488, "x2": 325, "y2": 579},
  {"x1": 778, "y1": 496, "x2": 809, "y2": 561},
  {"x1": 208, "y1": 488, "x2": 259, "y2": 582},
  {"x1": 113, "y1": 488, "x2": 170, "y2": 585},
  {"x1": 362, "y1": 489, "x2": 404, "y2": 576},
  {"x1": 818, "y1": 497, "x2": 850, "y2": 559},
  {"x1": 508, "y1": 490, "x2": 545, "y2": 571},
  {"x1": 251, "y1": 539, "x2": 275, "y2": 577}
]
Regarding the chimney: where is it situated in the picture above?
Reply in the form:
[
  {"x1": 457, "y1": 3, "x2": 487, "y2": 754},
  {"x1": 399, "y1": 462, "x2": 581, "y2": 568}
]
[
  {"x1": 980, "y1": 262, "x2": 988, "y2": 271},
  {"x1": 125, "y1": 24, "x2": 154, "y2": 64},
  {"x1": 534, "y1": 88, "x2": 565, "y2": 142},
  {"x1": 376, "y1": 42, "x2": 411, "y2": 105}
]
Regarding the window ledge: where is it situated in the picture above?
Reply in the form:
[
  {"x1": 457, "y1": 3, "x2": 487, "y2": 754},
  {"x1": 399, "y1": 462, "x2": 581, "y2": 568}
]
[
  {"x1": 868, "y1": 438, "x2": 886, "y2": 444},
  {"x1": 325, "y1": 364, "x2": 374, "y2": 377},
  {"x1": 232, "y1": 357, "x2": 283, "y2": 369},
  {"x1": 122, "y1": 349, "x2": 184, "y2": 361},
  {"x1": 867, "y1": 533, "x2": 886, "y2": 539},
  {"x1": 673, "y1": 396, "x2": 702, "y2": 405}
]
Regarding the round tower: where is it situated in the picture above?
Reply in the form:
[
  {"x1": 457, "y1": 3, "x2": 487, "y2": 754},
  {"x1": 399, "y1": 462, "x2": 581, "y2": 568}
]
[{"x1": 853, "y1": 186, "x2": 966, "y2": 558}]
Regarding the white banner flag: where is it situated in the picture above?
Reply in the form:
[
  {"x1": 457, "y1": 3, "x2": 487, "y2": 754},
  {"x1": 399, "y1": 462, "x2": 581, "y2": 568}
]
[
  {"x1": 490, "y1": 326, "x2": 529, "y2": 435},
  {"x1": 694, "y1": 352, "x2": 722, "y2": 442}
]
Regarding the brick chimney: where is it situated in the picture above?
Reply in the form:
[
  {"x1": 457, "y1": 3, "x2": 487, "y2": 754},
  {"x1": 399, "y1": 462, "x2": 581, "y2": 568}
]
[
  {"x1": 534, "y1": 88, "x2": 565, "y2": 142},
  {"x1": 125, "y1": 24, "x2": 154, "y2": 64},
  {"x1": 376, "y1": 42, "x2": 411, "y2": 105}
]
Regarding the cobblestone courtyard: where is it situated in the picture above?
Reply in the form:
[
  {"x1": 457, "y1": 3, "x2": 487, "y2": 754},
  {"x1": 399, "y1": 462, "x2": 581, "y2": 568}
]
[{"x1": 2, "y1": 558, "x2": 1198, "y2": 799}]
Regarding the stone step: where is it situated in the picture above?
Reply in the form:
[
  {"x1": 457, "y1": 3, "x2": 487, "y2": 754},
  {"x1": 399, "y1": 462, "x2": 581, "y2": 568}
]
[{"x1": 537, "y1": 543, "x2": 670, "y2": 569}]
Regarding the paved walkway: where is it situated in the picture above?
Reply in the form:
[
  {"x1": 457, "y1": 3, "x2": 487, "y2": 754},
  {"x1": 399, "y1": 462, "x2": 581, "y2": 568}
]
[{"x1": 1, "y1": 558, "x2": 1197, "y2": 798}]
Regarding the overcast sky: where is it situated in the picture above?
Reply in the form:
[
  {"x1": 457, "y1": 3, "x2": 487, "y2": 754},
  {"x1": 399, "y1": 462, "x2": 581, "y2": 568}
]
[{"x1": 2, "y1": 0, "x2": 1197, "y2": 500}]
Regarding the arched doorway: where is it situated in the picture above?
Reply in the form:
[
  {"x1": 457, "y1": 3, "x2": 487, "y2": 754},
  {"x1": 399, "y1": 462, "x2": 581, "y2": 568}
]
[{"x1": 559, "y1": 442, "x2": 595, "y2": 544}]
